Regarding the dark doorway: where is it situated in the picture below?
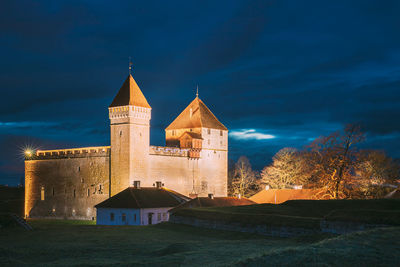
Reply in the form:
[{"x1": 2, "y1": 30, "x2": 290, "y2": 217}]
[{"x1": 148, "y1": 213, "x2": 153, "y2": 225}]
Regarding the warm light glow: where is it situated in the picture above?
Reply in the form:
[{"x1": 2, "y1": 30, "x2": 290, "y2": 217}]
[{"x1": 25, "y1": 150, "x2": 33, "y2": 157}]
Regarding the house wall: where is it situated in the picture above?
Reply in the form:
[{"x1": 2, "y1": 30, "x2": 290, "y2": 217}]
[
  {"x1": 140, "y1": 207, "x2": 172, "y2": 225},
  {"x1": 25, "y1": 148, "x2": 110, "y2": 220},
  {"x1": 96, "y1": 207, "x2": 141, "y2": 225},
  {"x1": 96, "y1": 207, "x2": 172, "y2": 225}
]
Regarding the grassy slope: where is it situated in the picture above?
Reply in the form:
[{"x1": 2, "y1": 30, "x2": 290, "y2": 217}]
[
  {"x1": 173, "y1": 199, "x2": 400, "y2": 228},
  {"x1": 1, "y1": 220, "x2": 398, "y2": 266},
  {"x1": 0, "y1": 220, "x2": 331, "y2": 266},
  {"x1": 236, "y1": 227, "x2": 400, "y2": 267}
]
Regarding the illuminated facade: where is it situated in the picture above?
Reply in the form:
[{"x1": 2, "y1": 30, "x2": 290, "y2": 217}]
[{"x1": 25, "y1": 74, "x2": 228, "y2": 219}]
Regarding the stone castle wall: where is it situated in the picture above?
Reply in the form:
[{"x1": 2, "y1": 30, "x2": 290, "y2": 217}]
[
  {"x1": 25, "y1": 147, "x2": 110, "y2": 220},
  {"x1": 147, "y1": 146, "x2": 227, "y2": 197},
  {"x1": 25, "y1": 143, "x2": 227, "y2": 219}
]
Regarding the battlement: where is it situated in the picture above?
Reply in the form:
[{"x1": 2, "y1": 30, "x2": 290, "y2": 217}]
[
  {"x1": 29, "y1": 146, "x2": 111, "y2": 160},
  {"x1": 109, "y1": 105, "x2": 151, "y2": 120},
  {"x1": 149, "y1": 146, "x2": 189, "y2": 157}
]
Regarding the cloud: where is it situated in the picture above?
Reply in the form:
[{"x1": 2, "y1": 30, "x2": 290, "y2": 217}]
[
  {"x1": 229, "y1": 129, "x2": 276, "y2": 141},
  {"x1": 0, "y1": 121, "x2": 57, "y2": 128}
]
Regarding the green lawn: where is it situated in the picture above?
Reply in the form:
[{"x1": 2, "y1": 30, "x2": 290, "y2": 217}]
[{"x1": 0, "y1": 220, "x2": 398, "y2": 266}]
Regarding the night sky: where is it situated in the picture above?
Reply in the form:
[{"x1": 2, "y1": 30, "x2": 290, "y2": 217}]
[{"x1": 1, "y1": 0, "x2": 400, "y2": 185}]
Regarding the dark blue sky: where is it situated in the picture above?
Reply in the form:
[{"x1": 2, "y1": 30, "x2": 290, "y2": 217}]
[{"x1": 1, "y1": 0, "x2": 400, "y2": 185}]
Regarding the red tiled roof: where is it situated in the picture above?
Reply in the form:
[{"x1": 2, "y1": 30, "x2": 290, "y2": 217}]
[
  {"x1": 95, "y1": 187, "x2": 188, "y2": 209},
  {"x1": 249, "y1": 189, "x2": 320, "y2": 204},
  {"x1": 109, "y1": 74, "x2": 151, "y2": 108},
  {"x1": 166, "y1": 97, "x2": 227, "y2": 130},
  {"x1": 170, "y1": 197, "x2": 254, "y2": 213}
]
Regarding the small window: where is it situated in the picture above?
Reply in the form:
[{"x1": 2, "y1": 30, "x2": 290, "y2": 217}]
[
  {"x1": 190, "y1": 128, "x2": 193, "y2": 132},
  {"x1": 73, "y1": 189, "x2": 76, "y2": 198},
  {"x1": 220, "y1": 141, "x2": 222, "y2": 145},
  {"x1": 52, "y1": 187, "x2": 55, "y2": 196},
  {"x1": 78, "y1": 166, "x2": 80, "y2": 172},
  {"x1": 208, "y1": 129, "x2": 211, "y2": 134},
  {"x1": 201, "y1": 181, "x2": 208, "y2": 192},
  {"x1": 122, "y1": 213, "x2": 126, "y2": 222},
  {"x1": 158, "y1": 213, "x2": 161, "y2": 221},
  {"x1": 87, "y1": 188, "x2": 90, "y2": 196},
  {"x1": 134, "y1": 214, "x2": 137, "y2": 222},
  {"x1": 208, "y1": 139, "x2": 210, "y2": 145},
  {"x1": 41, "y1": 186, "x2": 45, "y2": 201},
  {"x1": 119, "y1": 130, "x2": 122, "y2": 136},
  {"x1": 110, "y1": 213, "x2": 114, "y2": 221},
  {"x1": 163, "y1": 213, "x2": 167, "y2": 220},
  {"x1": 172, "y1": 130, "x2": 175, "y2": 136}
]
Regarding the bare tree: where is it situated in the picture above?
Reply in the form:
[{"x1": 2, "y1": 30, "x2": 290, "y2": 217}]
[
  {"x1": 261, "y1": 148, "x2": 310, "y2": 189},
  {"x1": 307, "y1": 124, "x2": 365, "y2": 199},
  {"x1": 355, "y1": 150, "x2": 399, "y2": 198},
  {"x1": 230, "y1": 156, "x2": 257, "y2": 198}
]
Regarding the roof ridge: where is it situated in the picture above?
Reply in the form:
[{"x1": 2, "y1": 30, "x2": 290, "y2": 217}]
[
  {"x1": 129, "y1": 188, "x2": 141, "y2": 208},
  {"x1": 198, "y1": 98, "x2": 227, "y2": 130}
]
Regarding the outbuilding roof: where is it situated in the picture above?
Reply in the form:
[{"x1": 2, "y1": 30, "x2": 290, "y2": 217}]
[
  {"x1": 179, "y1": 132, "x2": 203, "y2": 140},
  {"x1": 249, "y1": 189, "x2": 320, "y2": 204},
  {"x1": 95, "y1": 187, "x2": 189, "y2": 209},
  {"x1": 166, "y1": 97, "x2": 227, "y2": 131},
  {"x1": 170, "y1": 197, "x2": 254, "y2": 213},
  {"x1": 109, "y1": 74, "x2": 151, "y2": 108}
]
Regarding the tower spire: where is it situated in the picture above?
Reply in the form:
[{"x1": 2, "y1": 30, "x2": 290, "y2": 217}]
[
  {"x1": 196, "y1": 85, "x2": 199, "y2": 98},
  {"x1": 128, "y1": 56, "x2": 133, "y2": 75}
]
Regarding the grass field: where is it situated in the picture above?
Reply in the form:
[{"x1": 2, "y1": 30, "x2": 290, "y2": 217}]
[
  {"x1": 173, "y1": 199, "x2": 400, "y2": 228},
  {"x1": 0, "y1": 220, "x2": 399, "y2": 266}
]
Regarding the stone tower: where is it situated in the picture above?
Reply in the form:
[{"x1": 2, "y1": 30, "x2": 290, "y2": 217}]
[
  {"x1": 109, "y1": 74, "x2": 151, "y2": 196},
  {"x1": 165, "y1": 96, "x2": 228, "y2": 196}
]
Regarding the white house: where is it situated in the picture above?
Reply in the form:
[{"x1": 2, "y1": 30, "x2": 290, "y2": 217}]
[{"x1": 95, "y1": 184, "x2": 189, "y2": 225}]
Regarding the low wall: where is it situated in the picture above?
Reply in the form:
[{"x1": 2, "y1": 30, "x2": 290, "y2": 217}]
[
  {"x1": 170, "y1": 215, "x2": 392, "y2": 237},
  {"x1": 169, "y1": 215, "x2": 319, "y2": 237}
]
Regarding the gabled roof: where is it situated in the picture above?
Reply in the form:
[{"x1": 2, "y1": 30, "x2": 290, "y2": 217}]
[
  {"x1": 169, "y1": 197, "x2": 254, "y2": 213},
  {"x1": 249, "y1": 189, "x2": 321, "y2": 204},
  {"x1": 109, "y1": 74, "x2": 151, "y2": 108},
  {"x1": 166, "y1": 97, "x2": 227, "y2": 131},
  {"x1": 95, "y1": 187, "x2": 189, "y2": 209},
  {"x1": 179, "y1": 131, "x2": 203, "y2": 140}
]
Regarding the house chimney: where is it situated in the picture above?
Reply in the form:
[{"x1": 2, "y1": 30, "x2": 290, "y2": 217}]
[
  {"x1": 133, "y1": 181, "x2": 141, "y2": 189},
  {"x1": 155, "y1": 181, "x2": 162, "y2": 189},
  {"x1": 208, "y1": 193, "x2": 214, "y2": 199}
]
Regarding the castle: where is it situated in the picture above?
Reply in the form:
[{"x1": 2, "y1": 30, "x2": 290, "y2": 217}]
[{"x1": 24, "y1": 74, "x2": 228, "y2": 219}]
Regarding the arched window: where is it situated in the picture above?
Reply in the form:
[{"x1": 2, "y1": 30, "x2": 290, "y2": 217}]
[{"x1": 41, "y1": 187, "x2": 45, "y2": 201}]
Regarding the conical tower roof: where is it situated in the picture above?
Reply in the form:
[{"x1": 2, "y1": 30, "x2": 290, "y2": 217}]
[
  {"x1": 109, "y1": 74, "x2": 151, "y2": 108},
  {"x1": 166, "y1": 97, "x2": 227, "y2": 130}
]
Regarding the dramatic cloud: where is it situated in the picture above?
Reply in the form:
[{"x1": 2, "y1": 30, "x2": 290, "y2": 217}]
[
  {"x1": 1, "y1": 0, "x2": 399, "y2": 184},
  {"x1": 230, "y1": 129, "x2": 276, "y2": 141}
]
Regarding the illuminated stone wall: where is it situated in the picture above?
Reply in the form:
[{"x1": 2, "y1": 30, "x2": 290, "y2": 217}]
[
  {"x1": 109, "y1": 105, "x2": 151, "y2": 196},
  {"x1": 25, "y1": 148, "x2": 110, "y2": 220}
]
